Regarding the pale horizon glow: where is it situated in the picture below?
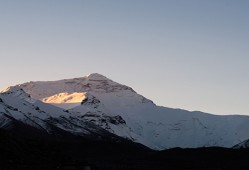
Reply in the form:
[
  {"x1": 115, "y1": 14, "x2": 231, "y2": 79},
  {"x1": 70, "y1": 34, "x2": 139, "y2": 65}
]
[{"x1": 1, "y1": 0, "x2": 249, "y2": 115}]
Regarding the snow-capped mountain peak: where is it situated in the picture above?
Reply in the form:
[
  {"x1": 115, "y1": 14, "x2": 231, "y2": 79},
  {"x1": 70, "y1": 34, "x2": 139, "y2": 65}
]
[
  {"x1": 86, "y1": 73, "x2": 111, "y2": 81},
  {"x1": 0, "y1": 86, "x2": 36, "y2": 104},
  {"x1": 13, "y1": 73, "x2": 135, "y2": 99},
  {"x1": 2, "y1": 73, "x2": 249, "y2": 150},
  {"x1": 1, "y1": 86, "x2": 25, "y2": 95}
]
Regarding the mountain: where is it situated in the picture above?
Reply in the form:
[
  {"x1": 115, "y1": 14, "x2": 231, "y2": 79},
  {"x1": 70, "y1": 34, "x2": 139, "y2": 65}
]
[
  {"x1": 0, "y1": 86, "x2": 126, "y2": 141},
  {"x1": 1, "y1": 73, "x2": 249, "y2": 150},
  {"x1": 233, "y1": 139, "x2": 249, "y2": 149}
]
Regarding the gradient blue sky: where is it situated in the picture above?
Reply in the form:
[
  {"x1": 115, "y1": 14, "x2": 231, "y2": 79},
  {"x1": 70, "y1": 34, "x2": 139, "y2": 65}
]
[{"x1": 1, "y1": 0, "x2": 249, "y2": 115}]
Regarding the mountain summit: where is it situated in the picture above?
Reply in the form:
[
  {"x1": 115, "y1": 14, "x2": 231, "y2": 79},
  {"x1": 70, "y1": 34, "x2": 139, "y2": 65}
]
[
  {"x1": 86, "y1": 73, "x2": 111, "y2": 80},
  {"x1": 1, "y1": 73, "x2": 249, "y2": 150},
  {"x1": 15, "y1": 73, "x2": 135, "y2": 100}
]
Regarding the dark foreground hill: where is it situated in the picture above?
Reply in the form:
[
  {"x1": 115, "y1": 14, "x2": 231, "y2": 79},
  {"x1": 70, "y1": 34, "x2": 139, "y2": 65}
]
[
  {"x1": 0, "y1": 119, "x2": 151, "y2": 170},
  {"x1": 1, "y1": 122, "x2": 249, "y2": 170}
]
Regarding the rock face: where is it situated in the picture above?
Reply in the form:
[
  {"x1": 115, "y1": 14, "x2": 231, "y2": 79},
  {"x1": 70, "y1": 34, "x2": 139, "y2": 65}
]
[{"x1": 1, "y1": 73, "x2": 249, "y2": 150}]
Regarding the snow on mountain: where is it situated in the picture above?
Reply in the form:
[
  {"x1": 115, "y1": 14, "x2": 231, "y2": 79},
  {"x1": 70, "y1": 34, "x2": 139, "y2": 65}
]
[
  {"x1": 0, "y1": 86, "x2": 117, "y2": 138},
  {"x1": 2, "y1": 73, "x2": 249, "y2": 150},
  {"x1": 233, "y1": 139, "x2": 249, "y2": 149}
]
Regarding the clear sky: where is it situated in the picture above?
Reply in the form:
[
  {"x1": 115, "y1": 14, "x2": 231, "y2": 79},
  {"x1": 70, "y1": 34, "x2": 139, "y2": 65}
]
[{"x1": 1, "y1": 0, "x2": 249, "y2": 115}]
